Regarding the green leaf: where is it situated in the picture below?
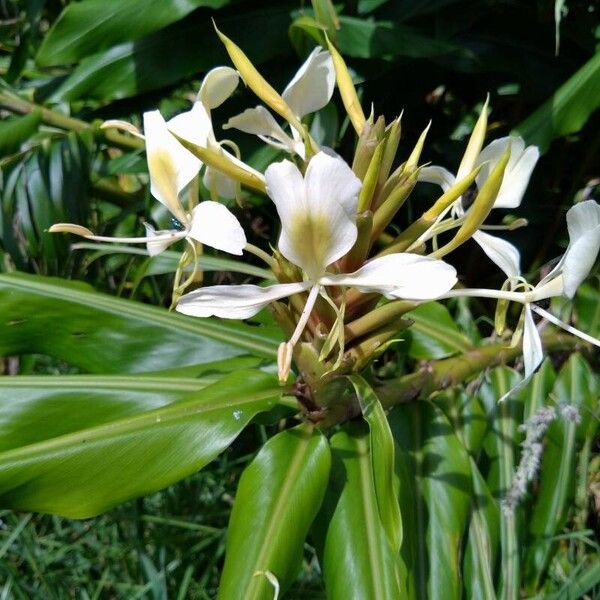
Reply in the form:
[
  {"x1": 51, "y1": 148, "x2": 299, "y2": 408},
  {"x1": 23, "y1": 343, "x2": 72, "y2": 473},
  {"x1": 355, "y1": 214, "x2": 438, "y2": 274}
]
[
  {"x1": 217, "y1": 423, "x2": 330, "y2": 600},
  {"x1": 0, "y1": 110, "x2": 41, "y2": 157},
  {"x1": 36, "y1": 0, "x2": 229, "y2": 66},
  {"x1": 573, "y1": 281, "x2": 600, "y2": 338},
  {"x1": 0, "y1": 370, "x2": 282, "y2": 517},
  {"x1": 316, "y1": 424, "x2": 404, "y2": 599},
  {"x1": 0, "y1": 272, "x2": 280, "y2": 372},
  {"x1": 524, "y1": 354, "x2": 599, "y2": 591},
  {"x1": 406, "y1": 301, "x2": 473, "y2": 359},
  {"x1": 514, "y1": 51, "x2": 600, "y2": 152},
  {"x1": 478, "y1": 367, "x2": 523, "y2": 600},
  {"x1": 390, "y1": 401, "x2": 473, "y2": 600},
  {"x1": 336, "y1": 16, "x2": 469, "y2": 60},
  {"x1": 48, "y1": 7, "x2": 293, "y2": 104},
  {"x1": 349, "y1": 374, "x2": 402, "y2": 553}
]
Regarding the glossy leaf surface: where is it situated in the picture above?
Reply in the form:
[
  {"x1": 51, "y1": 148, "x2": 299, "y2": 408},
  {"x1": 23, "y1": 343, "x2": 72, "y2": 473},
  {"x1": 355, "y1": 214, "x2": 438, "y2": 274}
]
[
  {"x1": 217, "y1": 424, "x2": 330, "y2": 600},
  {"x1": 0, "y1": 272, "x2": 280, "y2": 372},
  {"x1": 0, "y1": 370, "x2": 282, "y2": 517}
]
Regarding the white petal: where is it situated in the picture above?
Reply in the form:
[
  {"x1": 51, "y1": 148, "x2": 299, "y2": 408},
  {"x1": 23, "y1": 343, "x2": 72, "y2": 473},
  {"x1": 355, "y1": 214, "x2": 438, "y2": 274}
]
[
  {"x1": 476, "y1": 136, "x2": 539, "y2": 209},
  {"x1": 167, "y1": 101, "x2": 212, "y2": 149},
  {"x1": 202, "y1": 166, "x2": 237, "y2": 199},
  {"x1": 224, "y1": 106, "x2": 298, "y2": 153},
  {"x1": 265, "y1": 152, "x2": 361, "y2": 280},
  {"x1": 144, "y1": 110, "x2": 200, "y2": 223},
  {"x1": 281, "y1": 47, "x2": 335, "y2": 119},
  {"x1": 176, "y1": 282, "x2": 310, "y2": 319},
  {"x1": 198, "y1": 67, "x2": 239, "y2": 110},
  {"x1": 143, "y1": 223, "x2": 180, "y2": 256},
  {"x1": 321, "y1": 253, "x2": 457, "y2": 300},
  {"x1": 472, "y1": 230, "x2": 521, "y2": 277},
  {"x1": 188, "y1": 201, "x2": 246, "y2": 255},
  {"x1": 418, "y1": 166, "x2": 456, "y2": 192},
  {"x1": 566, "y1": 199, "x2": 600, "y2": 242},
  {"x1": 523, "y1": 304, "x2": 544, "y2": 378}
]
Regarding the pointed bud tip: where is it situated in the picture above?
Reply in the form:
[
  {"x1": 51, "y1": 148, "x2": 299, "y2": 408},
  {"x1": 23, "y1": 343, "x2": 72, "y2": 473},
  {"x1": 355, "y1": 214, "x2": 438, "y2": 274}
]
[{"x1": 48, "y1": 223, "x2": 94, "y2": 237}]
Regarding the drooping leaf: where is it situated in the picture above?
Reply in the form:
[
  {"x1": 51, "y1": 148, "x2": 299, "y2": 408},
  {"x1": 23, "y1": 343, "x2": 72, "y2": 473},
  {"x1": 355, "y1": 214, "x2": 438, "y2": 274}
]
[
  {"x1": 36, "y1": 0, "x2": 229, "y2": 66},
  {"x1": 406, "y1": 301, "x2": 473, "y2": 359},
  {"x1": 48, "y1": 7, "x2": 293, "y2": 104},
  {"x1": 0, "y1": 110, "x2": 41, "y2": 157},
  {"x1": 0, "y1": 370, "x2": 283, "y2": 517},
  {"x1": 514, "y1": 51, "x2": 600, "y2": 152},
  {"x1": 217, "y1": 423, "x2": 330, "y2": 600},
  {"x1": 0, "y1": 272, "x2": 280, "y2": 372}
]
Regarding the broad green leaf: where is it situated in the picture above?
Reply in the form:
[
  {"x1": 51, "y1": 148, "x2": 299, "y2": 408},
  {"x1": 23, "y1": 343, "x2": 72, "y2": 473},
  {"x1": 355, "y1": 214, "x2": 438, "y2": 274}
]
[
  {"x1": 520, "y1": 358, "x2": 556, "y2": 420},
  {"x1": 0, "y1": 111, "x2": 41, "y2": 157},
  {"x1": 0, "y1": 370, "x2": 283, "y2": 517},
  {"x1": 315, "y1": 424, "x2": 404, "y2": 599},
  {"x1": 0, "y1": 356, "x2": 264, "y2": 452},
  {"x1": 524, "y1": 354, "x2": 599, "y2": 591},
  {"x1": 514, "y1": 51, "x2": 600, "y2": 152},
  {"x1": 48, "y1": 8, "x2": 292, "y2": 104},
  {"x1": 478, "y1": 367, "x2": 523, "y2": 600},
  {"x1": 336, "y1": 16, "x2": 469, "y2": 60},
  {"x1": 36, "y1": 0, "x2": 229, "y2": 66},
  {"x1": 0, "y1": 272, "x2": 280, "y2": 372},
  {"x1": 217, "y1": 423, "x2": 330, "y2": 600},
  {"x1": 349, "y1": 374, "x2": 402, "y2": 553},
  {"x1": 390, "y1": 401, "x2": 473, "y2": 600},
  {"x1": 406, "y1": 301, "x2": 473, "y2": 359},
  {"x1": 463, "y1": 460, "x2": 499, "y2": 600},
  {"x1": 573, "y1": 281, "x2": 600, "y2": 338}
]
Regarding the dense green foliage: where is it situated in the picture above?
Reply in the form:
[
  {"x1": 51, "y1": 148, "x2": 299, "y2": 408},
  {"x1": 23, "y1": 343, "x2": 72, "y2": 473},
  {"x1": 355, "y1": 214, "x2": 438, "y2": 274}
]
[{"x1": 0, "y1": 0, "x2": 598, "y2": 598}]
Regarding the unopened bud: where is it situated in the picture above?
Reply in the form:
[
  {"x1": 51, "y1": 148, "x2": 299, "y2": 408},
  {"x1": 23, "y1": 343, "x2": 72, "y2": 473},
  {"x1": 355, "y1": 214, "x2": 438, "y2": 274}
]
[
  {"x1": 277, "y1": 341, "x2": 294, "y2": 383},
  {"x1": 48, "y1": 223, "x2": 94, "y2": 237}
]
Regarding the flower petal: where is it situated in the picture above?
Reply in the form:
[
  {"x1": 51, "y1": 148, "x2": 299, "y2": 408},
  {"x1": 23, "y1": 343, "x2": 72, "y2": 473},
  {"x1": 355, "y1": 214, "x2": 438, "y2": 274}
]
[
  {"x1": 281, "y1": 47, "x2": 335, "y2": 119},
  {"x1": 321, "y1": 253, "x2": 457, "y2": 300},
  {"x1": 418, "y1": 166, "x2": 456, "y2": 192},
  {"x1": 143, "y1": 223, "x2": 180, "y2": 256},
  {"x1": 476, "y1": 136, "x2": 539, "y2": 209},
  {"x1": 202, "y1": 166, "x2": 237, "y2": 199},
  {"x1": 472, "y1": 230, "x2": 521, "y2": 278},
  {"x1": 144, "y1": 110, "x2": 200, "y2": 223},
  {"x1": 167, "y1": 101, "x2": 212, "y2": 149},
  {"x1": 523, "y1": 304, "x2": 544, "y2": 378},
  {"x1": 188, "y1": 201, "x2": 246, "y2": 255},
  {"x1": 198, "y1": 66, "x2": 240, "y2": 110},
  {"x1": 176, "y1": 281, "x2": 310, "y2": 319},
  {"x1": 265, "y1": 151, "x2": 361, "y2": 280},
  {"x1": 561, "y1": 200, "x2": 600, "y2": 297},
  {"x1": 224, "y1": 106, "x2": 299, "y2": 154}
]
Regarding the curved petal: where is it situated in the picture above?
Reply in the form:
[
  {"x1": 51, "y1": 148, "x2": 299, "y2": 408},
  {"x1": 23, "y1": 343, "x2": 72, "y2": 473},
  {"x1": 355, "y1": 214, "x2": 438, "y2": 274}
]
[
  {"x1": 167, "y1": 101, "x2": 212, "y2": 149},
  {"x1": 143, "y1": 223, "x2": 181, "y2": 256},
  {"x1": 321, "y1": 253, "x2": 457, "y2": 300},
  {"x1": 282, "y1": 47, "x2": 335, "y2": 119},
  {"x1": 176, "y1": 281, "x2": 310, "y2": 319},
  {"x1": 523, "y1": 304, "x2": 544, "y2": 378},
  {"x1": 472, "y1": 230, "x2": 521, "y2": 278},
  {"x1": 418, "y1": 166, "x2": 456, "y2": 192},
  {"x1": 265, "y1": 152, "x2": 361, "y2": 280},
  {"x1": 144, "y1": 110, "x2": 200, "y2": 223},
  {"x1": 224, "y1": 106, "x2": 298, "y2": 153},
  {"x1": 202, "y1": 166, "x2": 238, "y2": 199},
  {"x1": 188, "y1": 201, "x2": 246, "y2": 255},
  {"x1": 476, "y1": 136, "x2": 539, "y2": 209},
  {"x1": 198, "y1": 66, "x2": 240, "y2": 110}
]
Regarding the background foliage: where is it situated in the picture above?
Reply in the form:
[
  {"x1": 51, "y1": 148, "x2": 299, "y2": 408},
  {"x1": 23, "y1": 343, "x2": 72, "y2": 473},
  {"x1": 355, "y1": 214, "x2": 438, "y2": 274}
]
[{"x1": 0, "y1": 0, "x2": 598, "y2": 597}]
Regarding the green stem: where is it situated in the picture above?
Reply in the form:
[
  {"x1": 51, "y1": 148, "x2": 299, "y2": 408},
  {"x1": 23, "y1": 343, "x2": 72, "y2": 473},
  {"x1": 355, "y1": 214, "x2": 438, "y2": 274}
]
[
  {"x1": 345, "y1": 299, "x2": 415, "y2": 342},
  {"x1": 0, "y1": 90, "x2": 144, "y2": 151}
]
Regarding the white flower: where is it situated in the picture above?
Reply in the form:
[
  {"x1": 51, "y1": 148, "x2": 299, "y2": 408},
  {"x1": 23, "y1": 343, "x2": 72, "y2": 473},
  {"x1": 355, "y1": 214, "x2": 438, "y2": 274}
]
[
  {"x1": 177, "y1": 151, "x2": 458, "y2": 379},
  {"x1": 419, "y1": 135, "x2": 539, "y2": 277},
  {"x1": 223, "y1": 47, "x2": 335, "y2": 158},
  {"x1": 167, "y1": 67, "x2": 264, "y2": 199},
  {"x1": 51, "y1": 110, "x2": 247, "y2": 257}
]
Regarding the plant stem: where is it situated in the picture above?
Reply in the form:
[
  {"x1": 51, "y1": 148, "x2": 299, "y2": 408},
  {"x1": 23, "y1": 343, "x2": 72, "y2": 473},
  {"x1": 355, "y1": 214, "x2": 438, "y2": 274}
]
[{"x1": 0, "y1": 90, "x2": 144, "y2": 151}]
